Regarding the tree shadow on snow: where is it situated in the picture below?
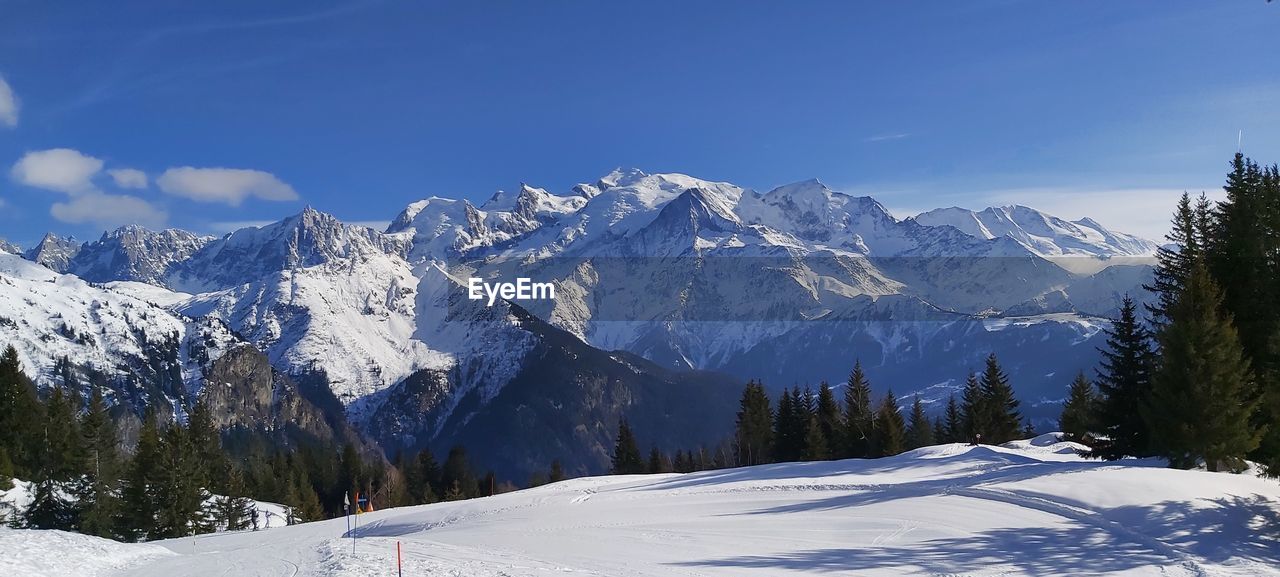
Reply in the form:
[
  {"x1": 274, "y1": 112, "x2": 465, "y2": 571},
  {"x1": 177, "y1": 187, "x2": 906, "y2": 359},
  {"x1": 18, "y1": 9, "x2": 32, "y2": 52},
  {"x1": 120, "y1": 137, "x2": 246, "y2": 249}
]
[{"x1": 670, "y1": 524, "x2": 1179, "y2": 575}]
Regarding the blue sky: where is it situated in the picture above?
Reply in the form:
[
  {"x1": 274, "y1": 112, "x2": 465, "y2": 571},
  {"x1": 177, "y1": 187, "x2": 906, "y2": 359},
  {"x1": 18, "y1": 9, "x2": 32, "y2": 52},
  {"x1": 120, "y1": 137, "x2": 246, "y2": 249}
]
[{"x1": 1, "y1": 0, "x2": 1277, "y2": 246}]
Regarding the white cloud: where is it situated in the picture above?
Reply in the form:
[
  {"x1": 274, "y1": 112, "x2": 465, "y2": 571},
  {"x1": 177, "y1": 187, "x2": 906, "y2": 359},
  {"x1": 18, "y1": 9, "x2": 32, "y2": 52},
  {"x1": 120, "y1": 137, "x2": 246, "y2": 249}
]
[
  {"x1": 156, "y1": 167, "x2": 299, "y2": 206},
  {"x1": 10, "y1": 148, "x2": 104, "y2": 195},
  {"x1": 107, "y1": 168, "x2": 148, "y2": 189},
  {"x1": 0, "y1": 74, "x2": 17, "y2": 127},
  {"x1": 50, "y1": 192, "x2": 167, "y2": 230}
]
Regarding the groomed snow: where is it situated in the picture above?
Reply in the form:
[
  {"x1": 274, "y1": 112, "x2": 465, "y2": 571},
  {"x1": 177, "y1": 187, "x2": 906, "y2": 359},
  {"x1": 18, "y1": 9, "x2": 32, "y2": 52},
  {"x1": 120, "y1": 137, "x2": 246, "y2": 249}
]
[{"x1": 4, "y1": 435, "x2": 1277, "y2": 576}]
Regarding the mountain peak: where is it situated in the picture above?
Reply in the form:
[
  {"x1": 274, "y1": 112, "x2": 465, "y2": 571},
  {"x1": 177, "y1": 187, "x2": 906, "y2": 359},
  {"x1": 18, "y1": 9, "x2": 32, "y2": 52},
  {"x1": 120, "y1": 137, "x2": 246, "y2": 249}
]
[{"x1": 597, "y1": 167, "x2": 648, "y2": 189}]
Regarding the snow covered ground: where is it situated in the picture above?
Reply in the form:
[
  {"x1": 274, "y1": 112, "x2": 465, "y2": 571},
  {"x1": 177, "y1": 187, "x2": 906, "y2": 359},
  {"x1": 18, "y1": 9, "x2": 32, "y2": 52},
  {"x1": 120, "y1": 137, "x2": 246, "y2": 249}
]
[{"x1": 3, "y1": 435, "x2": 1278, "y2": 576}]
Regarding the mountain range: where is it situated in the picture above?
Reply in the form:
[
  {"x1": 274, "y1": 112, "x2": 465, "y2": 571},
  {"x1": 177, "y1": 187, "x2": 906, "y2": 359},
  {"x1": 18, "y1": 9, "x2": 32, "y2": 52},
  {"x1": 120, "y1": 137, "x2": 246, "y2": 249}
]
[{"x1": 0, "y1": 169, "x2": 1160, "y2": 478}]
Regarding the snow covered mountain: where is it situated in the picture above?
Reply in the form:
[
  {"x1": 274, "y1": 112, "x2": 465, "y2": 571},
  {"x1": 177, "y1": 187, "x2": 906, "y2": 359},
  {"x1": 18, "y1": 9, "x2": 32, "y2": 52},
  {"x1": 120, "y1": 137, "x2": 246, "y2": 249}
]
[
  {"x1": 8, "y1": 435, "x2": 1277, "y2": 577},
  {"x1": 0, "y1": 169, "x2": 1164, "y2": 474},
  {"x1": 914, "y1": 205, "x2": 1159, "y2": 275},
  {"x1": 24, "y1": 233, "x2": 81, "y2": 272}
]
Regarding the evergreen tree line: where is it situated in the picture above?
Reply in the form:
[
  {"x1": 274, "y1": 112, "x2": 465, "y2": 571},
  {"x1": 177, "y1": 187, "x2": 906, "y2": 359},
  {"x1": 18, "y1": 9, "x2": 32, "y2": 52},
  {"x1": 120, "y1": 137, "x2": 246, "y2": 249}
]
[
  {"x1": 608, "y1": 418, "x2": 737, "y2": 475},
  {"x1": 0, "y1": 345, "x2": 500, "y2": 541},
  {"x1": 607, "y1": 353, "x2": 1030, "y2": 474},
  {"x1": 1059, "y1": 153, "x2": 1280, "y2": 473}
]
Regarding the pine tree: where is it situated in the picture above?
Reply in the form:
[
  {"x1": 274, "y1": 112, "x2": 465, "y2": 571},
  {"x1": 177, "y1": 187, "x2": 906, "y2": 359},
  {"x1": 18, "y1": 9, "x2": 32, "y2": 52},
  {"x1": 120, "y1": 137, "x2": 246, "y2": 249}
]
[
  {"x1": 186, "y1": 400, "x2": 224, "y2": 493},
  {"x1": 773, "y1": 388, "x2": 806, "y2": 462},
  {"x1": 414, "y1": 448, "x2": 441, "y2": 503},
  {"x1": 733, "y1": 380, "x2": 774, "y2": 466},
  {"x1": 0, "y1": 446, "x2": 13, "y2": 491},
  {"x1": 25, "y1": 386, "x2": 80, "y2": 531},
  {"x1": 1059, "y1": 372, "x2": 1096, "y2": 444},
  {"x1": 931, "y1": 416, "x2": 947, "y2": 445},
  {"x1": 119, "y1": 410, "x2": 162, "y2": 541},
  {"x1": 220, "y1": 465, "x2": 253, "y2": 531},
  {"x1": 843, "y1": 361, "x2": 875, "y2": 458},
  {"x1": 440, "y1": 445, "x2": 477, "y2": 499},
  {"x1": 905, "y1": 395, "x2": 934, "y2": 449},
  {"x1": 1205, "y1": 154, "x2": 1280, "y2": 475},
  {"x1": 1091, "y1": 295, "x2": 1157, "y2": 459},
  {"x1": 959, "y1": 373, "x2": 984, "y2": 443},
  {"x1": 610, "y1": 419, "x2": 645, "y2": 474},
  {"x1": 943, "y1": 395, "x2": 963, "y2": 444},
  {"x1": 0, "y1": 346, "x2": 43, "y2": 478},
  {"x1": 549, "y1": 459, "x2": 566, "y2": 483},
  {"x1": 647, "y1": 446, "x2": 666, "y2": 473},
  {"x1": 39, "y1": 385, "x2": 82, "y2": 481},
  {"x1": 815, "y1": 382, "x2": 842, "y2": 457},
  {"x1": 152, "y1": 423, "x2": 203, "y2": 539},
  {"x1": 25, "y1": 476, "x2": 76, "y2": 530},
  {"x1": 978, "y1": 354, "x2": 1021, "y2": 444},
  {"x1": 76, "y1": 387, "x2": 121, "y2": 538},
  {"x1": 802, "y1": 417, "x2": 830, "y2": 461},
  {"x1": 1146, "y1": 192, "x2": 1210, "y2": 326},
  {"x1": 1143, "y1": 261, "x2": 1262, "y2": 471},
  {"x1": 872, "y1": 391, "x2": 906, "y2": 457}
]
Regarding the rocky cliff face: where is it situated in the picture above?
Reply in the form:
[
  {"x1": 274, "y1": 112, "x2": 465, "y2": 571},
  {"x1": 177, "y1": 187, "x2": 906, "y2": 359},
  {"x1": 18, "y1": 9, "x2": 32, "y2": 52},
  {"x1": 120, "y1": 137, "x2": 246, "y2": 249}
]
[{"x1": 199, "y1": 345, "x2": 365, "y2": 449}]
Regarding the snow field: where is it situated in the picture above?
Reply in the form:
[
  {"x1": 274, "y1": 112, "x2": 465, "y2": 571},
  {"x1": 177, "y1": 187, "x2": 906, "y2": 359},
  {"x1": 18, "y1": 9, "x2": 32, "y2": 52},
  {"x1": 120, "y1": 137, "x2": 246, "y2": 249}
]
[{"x1": 3, "y1": 435, "x2": 1273, "y2": 576}]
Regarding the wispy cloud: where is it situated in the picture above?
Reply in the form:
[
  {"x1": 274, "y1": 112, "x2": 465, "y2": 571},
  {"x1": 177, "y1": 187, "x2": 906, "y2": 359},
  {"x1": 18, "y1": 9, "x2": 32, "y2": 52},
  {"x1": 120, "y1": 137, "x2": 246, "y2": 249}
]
[
  {"x1": 0, "y1": 73, "x2": 17, "y2": 127},
  {"x1": 863, "y1": 133, "x2": 910, "y2": 143}
]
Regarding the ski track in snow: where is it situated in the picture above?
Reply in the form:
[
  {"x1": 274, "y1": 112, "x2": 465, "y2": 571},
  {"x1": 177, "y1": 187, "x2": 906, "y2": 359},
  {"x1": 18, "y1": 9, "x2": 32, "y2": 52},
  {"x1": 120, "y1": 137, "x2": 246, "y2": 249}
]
[{"x1": 3, "y1": 436, "x2": 1278, "y2": 577}]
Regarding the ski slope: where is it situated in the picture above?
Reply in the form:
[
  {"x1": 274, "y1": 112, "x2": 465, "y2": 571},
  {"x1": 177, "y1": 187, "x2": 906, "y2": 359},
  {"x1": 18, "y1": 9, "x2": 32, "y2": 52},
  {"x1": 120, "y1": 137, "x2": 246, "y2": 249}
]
[{"x1": 6, "y1": 435, "x2": 1279, "y2": 577}]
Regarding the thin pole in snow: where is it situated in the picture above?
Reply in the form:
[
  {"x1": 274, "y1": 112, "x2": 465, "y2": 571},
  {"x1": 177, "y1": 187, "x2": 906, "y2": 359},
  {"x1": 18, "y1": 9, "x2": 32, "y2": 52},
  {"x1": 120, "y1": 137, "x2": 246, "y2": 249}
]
[{"x1": 397, "y1": 541, "x2": 403, "y2": 577}]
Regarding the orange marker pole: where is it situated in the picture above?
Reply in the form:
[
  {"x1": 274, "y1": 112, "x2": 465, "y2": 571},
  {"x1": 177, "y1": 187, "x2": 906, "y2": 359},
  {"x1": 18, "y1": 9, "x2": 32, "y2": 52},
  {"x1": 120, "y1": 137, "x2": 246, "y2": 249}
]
[{"x1": 397, "y1": 541, "x2": 403, "y2": 577}]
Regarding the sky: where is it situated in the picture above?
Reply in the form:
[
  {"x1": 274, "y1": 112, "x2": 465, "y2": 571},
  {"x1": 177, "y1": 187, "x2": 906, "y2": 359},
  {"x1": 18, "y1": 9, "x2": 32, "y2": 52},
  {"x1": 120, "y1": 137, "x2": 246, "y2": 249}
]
[{"x1": 1, "y1": 0, "x2": 1278, "y2": 246}]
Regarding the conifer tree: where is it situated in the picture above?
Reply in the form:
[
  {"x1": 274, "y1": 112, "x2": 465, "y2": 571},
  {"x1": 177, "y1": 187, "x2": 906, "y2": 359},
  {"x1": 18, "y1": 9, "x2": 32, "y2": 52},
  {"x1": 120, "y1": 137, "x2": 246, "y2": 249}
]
[
  {"x1": 872, "y1": 391, "x2": 906, "y2": 457},
  {"x1": 220, "y1": 465, "x2": 253, "y2": 531},
  {"x1": 26, "y1": 386, "x2": 80, "y2": 531},
  {"x1": 1059, "y1": 372, "x2": 1097, "y2": 444},
  {"x1": 802, "y1": 417, "x2": 830, "y2": 461},
  {"x1": 647, "y1": 446, "x2": 665, "y2": 473},
  {"x1": 119, "y1": 410, "x2": 162, "y2": 541},
  {"x1": 943, "y1": 395, "x2": 963, "y2": 444},
  {"x1": 610, "y1": 420, "x2": 645, "y2": 474},
  {"x1": 843, "y1": 361, "x2": 874, "y2": 458},
  {"x1": 1146, "y1": 193, "x2": 1210, "y2": 326},
  {"x1": 1091, "y1": 296, "x2": 1157, "y2": 459},
  {"x1": 931, "y1": 416, "x2": 947, "y2": 445},
  {"x1": 979, "y1": 354, "x2": 1021, "y2": 444},
  {"x1": 773, "y1": 388, "x2": 802, "y2": 462},
  {"x1": 733, "y1": 380, "x2": 773, "y2": 466},
  {"x1": 415, "y1": 449, "x2": 441, "y2": 503},
  {"x1": 153, "y1": 423, "x2": 203, "y2": 539},
  {"x1": 1205, "y1": 154, "x2": 1280, "y2": 474},
  {"x1": 0, "y1": 447, "x2": 13, "y2": 491},
  {"x1": 76, "y1": 388, "x2": 121, "y2": 538},
  {"x1": 1144, "y1": 261, "x2": 1262, "y2": 471},
  {"x1": 815, "y1": 382, "x2": 842, "y2": 456},
  {"x1": 959, "y1": 373, "x2": 984, "y2": 443},
  {"x1": 186, "y1": 400, "x2": 224, "y2": 493},
  {"x1": 0, "y1": 346, "x2": 43, "y2": 478},
  {"x1": 905, "y1": 395, "x2": 934, "y2": 449},
  {"x1": 549, "y1": 459, "x2": 565, "y2": 483}
]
